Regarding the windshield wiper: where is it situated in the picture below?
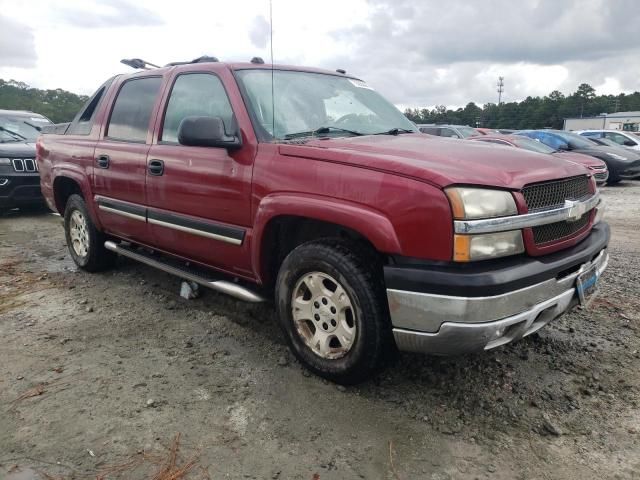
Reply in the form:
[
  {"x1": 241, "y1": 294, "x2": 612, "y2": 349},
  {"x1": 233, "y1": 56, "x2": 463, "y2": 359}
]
[
  {"x1": 283, "y1": 126, "x2": 365, "y2": 140},
  {"x1": 373, "y1": 128, "x2": 414, "y2": 135},
  {"x1": 0, "y1": 125, "x2": 27, "y2": 141},
  {"x1": 23, "y1": 120, "x2": 42, "y2": 132}
]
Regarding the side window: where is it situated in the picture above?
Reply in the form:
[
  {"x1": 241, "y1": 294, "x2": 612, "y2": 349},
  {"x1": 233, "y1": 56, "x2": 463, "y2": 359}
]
[
  {"x1": 440, "y1": 128, "x2": 457, "y2": 138},
  {"x1": 606, "y1": 132, "x2": 635, "y2": 145},
  {"x1": 419, "y1": 127, "x2": 438, "y2": 135},
  {"x1": 107, "y1": 77, "x2": 162, "y2": 142},
  {"x1": 68, "y1": 82, "x2": 110, "y2": 135},
  {"x1": 161, "y1": 73, "x2": 234, "y2": 144}
]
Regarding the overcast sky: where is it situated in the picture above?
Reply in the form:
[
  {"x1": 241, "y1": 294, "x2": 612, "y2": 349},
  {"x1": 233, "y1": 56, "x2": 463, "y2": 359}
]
[{"x1": 1, "y1": 0, "x2": 639, "y2": 109}]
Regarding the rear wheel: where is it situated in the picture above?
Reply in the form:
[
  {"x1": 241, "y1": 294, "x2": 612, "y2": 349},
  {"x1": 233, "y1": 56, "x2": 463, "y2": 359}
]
[
  {"x1": 64, "y1": 194, "x2": 115, "y2": 272},
  {"x1": 276, "y1": 240, "x2": 392, "y2": 384}
]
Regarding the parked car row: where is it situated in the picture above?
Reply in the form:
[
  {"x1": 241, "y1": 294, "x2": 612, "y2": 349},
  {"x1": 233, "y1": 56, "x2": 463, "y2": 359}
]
[
  {"x1": 417, "y1": 123, "x2": 640, "y2": 185},
  {"x1": 468, "y1": 133, "x2": 610, "y2": 184}
]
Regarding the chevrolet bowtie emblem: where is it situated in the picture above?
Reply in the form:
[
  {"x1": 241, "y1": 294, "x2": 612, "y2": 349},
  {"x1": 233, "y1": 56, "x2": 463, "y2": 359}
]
[{"x1": 564, "y1": 199, "x2": 587, "y2": 222}]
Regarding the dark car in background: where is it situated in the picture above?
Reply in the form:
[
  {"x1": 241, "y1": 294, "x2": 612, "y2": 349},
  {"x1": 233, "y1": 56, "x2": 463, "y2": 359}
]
[
  {"x1": 469, "y1": 134, "x2": 609, "y2": 184},
  {"x1": 417, "y1": 124, "x2": 481, "y2": 138},
  {"x1": 515, "y1": 129, "x2": 640, "y2": 184},
  {"x1": 0, "y1": 109, "x2": 52, "y2": 213}
]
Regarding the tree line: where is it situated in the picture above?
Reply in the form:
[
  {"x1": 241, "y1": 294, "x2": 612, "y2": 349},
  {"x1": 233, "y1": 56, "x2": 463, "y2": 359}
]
[
  {"x1": 2, "y1": 77, "x2": 640, "y2": 130},
  {"x1": 0, "y1": 79, "x2": 88, "y2": 124},
  {"x1": 404, "y1": 84, "x2": 640, "y2": 130}
]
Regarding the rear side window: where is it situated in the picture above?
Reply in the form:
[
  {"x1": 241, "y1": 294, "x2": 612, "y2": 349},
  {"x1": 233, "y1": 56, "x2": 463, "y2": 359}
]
[
  {"x1": 419, "y1": 127, "x2": 439, "y2": 135},
  {"x1": 161, "y1": 73, "x2": 234, "y2": 143},
  {"x1": 68, "y1": 78, "x2": 113, "y2": 135},
  {"x1": 107, "y1": 77, "x2": 162, "y2": 142}
]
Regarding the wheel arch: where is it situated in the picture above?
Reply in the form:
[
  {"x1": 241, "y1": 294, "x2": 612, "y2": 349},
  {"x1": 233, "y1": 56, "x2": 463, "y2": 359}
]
[
  {"x1": 52, "y1": 170, "x2": 102, "y2": 229},
  {"x1": 252, "y1": 193, "x2": 401, "y2": 287}
]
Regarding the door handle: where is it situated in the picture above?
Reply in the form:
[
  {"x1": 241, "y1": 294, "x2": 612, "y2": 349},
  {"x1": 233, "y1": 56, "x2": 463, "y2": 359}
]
[
  {"x1": 96, "y1": 154, "x2": 110, "y2": 169},
  {"x1": 148, "y1": 159, "x2": 164, "y2": 176}
]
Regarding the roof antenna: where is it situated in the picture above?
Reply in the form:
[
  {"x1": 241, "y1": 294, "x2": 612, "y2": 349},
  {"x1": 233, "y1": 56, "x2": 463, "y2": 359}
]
[
  {"x1": 120, "y1": 58, "x2": 160, "y2": 70},
  {"x1": 270, "y1": 0, "x2": 275, "y2": 141}
]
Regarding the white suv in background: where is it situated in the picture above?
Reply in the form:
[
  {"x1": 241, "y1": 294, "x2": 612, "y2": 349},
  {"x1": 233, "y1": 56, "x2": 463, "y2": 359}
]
[{"x1": 576, "y1": 129, "x2": 640, "y2": 151}]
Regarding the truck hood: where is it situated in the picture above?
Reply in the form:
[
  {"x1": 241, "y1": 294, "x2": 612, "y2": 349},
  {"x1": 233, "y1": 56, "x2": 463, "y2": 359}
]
[
  {"x1": 0, "y1": 141, "x2": 36, "y2": 157},
  {"x1": 279, "y1": 134, "x2": 588, "y2": 189}
]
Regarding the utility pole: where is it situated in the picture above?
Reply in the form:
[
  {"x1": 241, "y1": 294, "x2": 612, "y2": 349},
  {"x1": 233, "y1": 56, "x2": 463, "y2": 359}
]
[
  {"x1": 497, "y1": 76, "x2": 504, "y2": 105},
  {"x1": 612, "y1": 98, "x2": 620, "y2": 113}
]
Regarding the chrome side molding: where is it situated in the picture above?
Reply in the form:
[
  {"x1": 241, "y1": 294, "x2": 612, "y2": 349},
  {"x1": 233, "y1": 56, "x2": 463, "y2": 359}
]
[
  {"x1": 104, "y1": 240, "x2": 266, "y2": 303},
  {"x1": 454, "y1": 192, "x2": 601, "y2": 234}
]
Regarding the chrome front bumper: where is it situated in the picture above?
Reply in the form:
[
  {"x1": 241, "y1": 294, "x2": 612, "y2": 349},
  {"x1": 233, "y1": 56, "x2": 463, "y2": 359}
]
[{"x1": 389, "y1": 248, "x2": 609, "y2": 355}]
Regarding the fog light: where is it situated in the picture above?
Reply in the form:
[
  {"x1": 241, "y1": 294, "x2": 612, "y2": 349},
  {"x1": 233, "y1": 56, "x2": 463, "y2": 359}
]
[
  {"x1": 0, "y1": 178, "x2": 9, "y2": 187},
  {"x1": 454, "y1": 230, "x2": 524, "y2": 262}
]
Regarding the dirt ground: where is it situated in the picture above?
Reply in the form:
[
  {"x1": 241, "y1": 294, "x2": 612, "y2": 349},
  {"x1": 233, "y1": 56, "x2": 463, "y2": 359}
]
[{"x1": 1, "y1": 182, "x2": 639, "y2": 480}]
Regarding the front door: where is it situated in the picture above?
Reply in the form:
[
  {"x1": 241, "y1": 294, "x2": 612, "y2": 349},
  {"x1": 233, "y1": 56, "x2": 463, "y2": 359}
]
[
  {"x1": 93, "y1": 76, "x2": 163, "y2": 243},
  {"x1": 145, "y1": 71, "x2": 254, "y2": 277}
]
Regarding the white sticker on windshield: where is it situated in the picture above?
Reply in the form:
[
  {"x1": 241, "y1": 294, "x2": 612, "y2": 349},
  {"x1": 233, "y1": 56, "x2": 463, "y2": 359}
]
[
  {"x1": 349, "y1": 79, "x2": 374, "y2": 90},
  {"x1": 30, "y1": 117, "x2": 48, "y2": 122}
]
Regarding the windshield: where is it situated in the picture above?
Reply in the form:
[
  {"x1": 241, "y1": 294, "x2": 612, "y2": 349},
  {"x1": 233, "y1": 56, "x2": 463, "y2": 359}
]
[
  {"x1": 552, "y1": 131, "x2": 595, "y2": 149},
  {"x1": 457, "y1": 126, "x2": 480, "y2": 138},
  {"x1": 511, "y1": 136, "x2": 556, "y2": 154},
  {"x1": 235, "y1": 69, "x2": 418, "y2": 140},
  {"x1": 0, "y1": 114, "x2": 51, "y2": 142}
]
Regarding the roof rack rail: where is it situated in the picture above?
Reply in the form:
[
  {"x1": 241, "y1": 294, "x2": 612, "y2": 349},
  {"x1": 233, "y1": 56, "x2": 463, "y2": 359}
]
[
  {"x1": 120, "y1": 58, "x2": 160, "y2": 70},
  {"x1": 165, "y1": 55, "x2": 219, "y2": 67}
]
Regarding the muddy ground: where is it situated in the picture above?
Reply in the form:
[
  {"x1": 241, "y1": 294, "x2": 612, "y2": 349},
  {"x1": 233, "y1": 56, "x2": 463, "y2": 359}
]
[{"x1": 1, "y1": 182, "x2": 639, "y2": 480}]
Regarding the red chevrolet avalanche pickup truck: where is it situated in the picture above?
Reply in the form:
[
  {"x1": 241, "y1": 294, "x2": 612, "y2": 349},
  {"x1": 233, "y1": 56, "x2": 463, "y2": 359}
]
[{"x1": 38, "y1": 57, "x2": 609, "y2": 384}]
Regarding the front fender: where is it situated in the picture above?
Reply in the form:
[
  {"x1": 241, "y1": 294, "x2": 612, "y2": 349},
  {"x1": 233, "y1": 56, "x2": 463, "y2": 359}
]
[{"x1": 251, "y1": 192, "x2": 403, "y2": 280}]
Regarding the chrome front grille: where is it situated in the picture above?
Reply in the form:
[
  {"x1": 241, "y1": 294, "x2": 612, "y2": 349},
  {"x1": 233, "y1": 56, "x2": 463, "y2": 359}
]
[
  {"x1": 523, "y1": 176, "x2": 593, "y2": 245},
  {"x1": 522, "y1": 175, "x2": 591, "y2": 212},
  {"x1": 11, "y1": 158, "x2": 38, "y2": 172},
  {"x1": 532, "y1": 212, "x2": 591, "y2": 245}
]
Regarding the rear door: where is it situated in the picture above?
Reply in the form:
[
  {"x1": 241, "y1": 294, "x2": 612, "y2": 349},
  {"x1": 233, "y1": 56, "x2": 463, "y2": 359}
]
[
  {"x1": 145, "y1": 69, "x2": 255, "y2": 276},
  {"x1": 93, "y1": 75, "x2": 163, "y2": 243}
]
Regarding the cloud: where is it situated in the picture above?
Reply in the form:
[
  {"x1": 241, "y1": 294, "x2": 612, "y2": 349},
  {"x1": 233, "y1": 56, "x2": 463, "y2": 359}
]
[
  {"x1": 326, "y1": 0, "x2": 640, "y2": 107},
  {"x1": 0, "y1": 16, "x2": 37, "y2": 68},
  {"x1": 249, "y1": 15, "x2": 271, "y2": 49},
  {"x1": 54, "y1": 0, "x2": 164, "y2": 28}
]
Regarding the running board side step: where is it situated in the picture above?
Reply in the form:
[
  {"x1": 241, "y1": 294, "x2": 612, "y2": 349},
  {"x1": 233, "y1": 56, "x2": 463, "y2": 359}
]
[{"x1": 104, "y1": 240, "x2": 266, "y2": 303}]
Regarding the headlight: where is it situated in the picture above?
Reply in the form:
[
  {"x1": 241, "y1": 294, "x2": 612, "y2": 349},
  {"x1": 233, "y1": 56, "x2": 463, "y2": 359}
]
[
  {"x1": 453, "y1": 230, "x2": 524, "y2": 262},
  {"x1": 446, "y1": 187, "x2": 517, "y2": 219},
  {"x1": 0, "y1": 158, "x2": 11, "y2": 165},
  {"x1": 606, "y1": 153, "x2": 627, "y2": 161}
]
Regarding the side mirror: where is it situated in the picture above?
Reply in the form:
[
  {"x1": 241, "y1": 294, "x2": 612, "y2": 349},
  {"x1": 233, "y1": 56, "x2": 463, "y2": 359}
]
[
  {"x1": 624, "y1": 139, "x2": 636, "y2": 147},
  {"x1": 178, "y1": 116, "x2": 241, "y2": 149},
  {"x1": 556, "y1": 142, "x2": 570, "y2": 151}
]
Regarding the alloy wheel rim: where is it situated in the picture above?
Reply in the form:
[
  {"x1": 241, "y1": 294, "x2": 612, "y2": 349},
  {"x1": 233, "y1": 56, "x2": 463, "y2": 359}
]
[
  {"x1": 291, "y1": 271, "x2": 357, "y2": 359},
  {"x1": 69, "y1": 210, "x2": 89, "y2": 258}
]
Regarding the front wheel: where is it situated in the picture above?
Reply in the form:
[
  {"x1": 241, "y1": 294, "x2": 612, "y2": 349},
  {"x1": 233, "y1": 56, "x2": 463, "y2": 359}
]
[
  {"x1": 275, "y1": 240, "x2": 392, "y2": 384},
  {"x1": 64, "y1": 194, "x2": 115, "y2": 272}
]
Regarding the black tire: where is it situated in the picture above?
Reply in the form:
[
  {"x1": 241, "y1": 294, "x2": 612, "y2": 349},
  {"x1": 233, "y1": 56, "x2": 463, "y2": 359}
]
[
  {"x1": 64, "y1": 194, "x2": 116, "y2": 272},
  {"x1": 275, "y1": 239, "x2": 392, "y2": 384},
  {"x1": 606, "y1": 176, "x2": 621, "y2": 185},
  {"x1": 605, "y1": 165, "x2": 621, "y2": 185}
]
